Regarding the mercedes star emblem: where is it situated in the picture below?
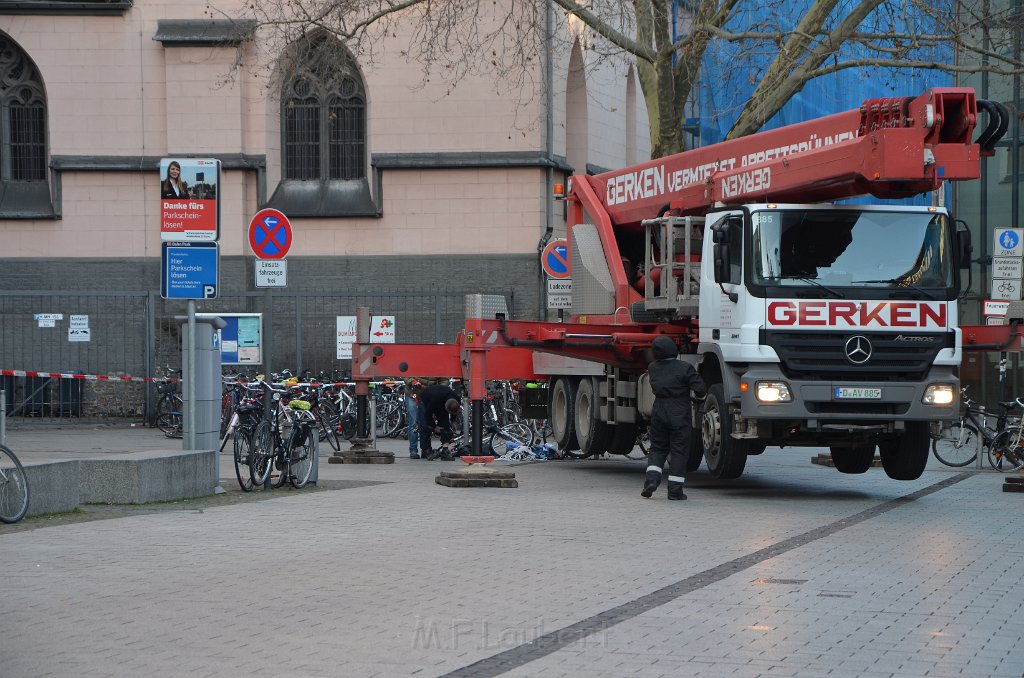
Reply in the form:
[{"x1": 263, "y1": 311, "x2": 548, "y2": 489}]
[{"x1": 845, "y1": 335, "x2": 872, "y2": 365}]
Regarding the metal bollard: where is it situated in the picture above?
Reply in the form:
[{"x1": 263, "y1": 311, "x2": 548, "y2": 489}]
[{"x1": 0, "y1": 389, "x2": 6, "y2": 446}]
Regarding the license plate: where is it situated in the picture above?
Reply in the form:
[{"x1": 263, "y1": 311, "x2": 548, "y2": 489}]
[{"x1": 834, "y1": 387, "x2": 882, "y2": 400}]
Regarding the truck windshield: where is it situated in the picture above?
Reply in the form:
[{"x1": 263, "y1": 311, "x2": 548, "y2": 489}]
[{"x1": 750, "y1": 209, "x2": 952, "y2": 290}]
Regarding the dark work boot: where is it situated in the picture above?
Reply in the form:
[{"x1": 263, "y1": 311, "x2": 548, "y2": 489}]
[
  {"x1": 641, "y1": 469, "x2": 662, "y2": 498},
  {"x1": 667, "y1": 481, "x2": 686, "y2": 501}
]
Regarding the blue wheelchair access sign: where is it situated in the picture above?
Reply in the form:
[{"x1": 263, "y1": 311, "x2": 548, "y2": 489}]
[{"x1": 161, "y1": 241, "x2": 219, "y2": 299}]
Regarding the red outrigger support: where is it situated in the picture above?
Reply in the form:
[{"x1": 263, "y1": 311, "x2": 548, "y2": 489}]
[
  {"x1": 961, "y1": 321, "x2": 1024, "y2": 352},
  {"x1": 349, "y1": 309, "x2": 686, "y2": 455}
]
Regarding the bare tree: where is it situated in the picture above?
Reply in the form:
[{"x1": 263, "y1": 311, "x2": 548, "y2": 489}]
[{"x1": 226, "y1": 0, "x2": 1024, "y2": 159}]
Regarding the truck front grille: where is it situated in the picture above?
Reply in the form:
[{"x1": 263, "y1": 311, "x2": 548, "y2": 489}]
[{"x1": 762, "y1": 330, "x2": 952, "y2": 382}]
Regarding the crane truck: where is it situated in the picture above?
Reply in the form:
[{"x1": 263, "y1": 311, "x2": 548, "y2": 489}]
[{"x1": 352, "y1": 87, "x2": 1008, "y2": 482}]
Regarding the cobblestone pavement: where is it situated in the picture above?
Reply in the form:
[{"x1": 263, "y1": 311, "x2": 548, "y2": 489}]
[{"x1": 1, "y1": 425, "x2": 1022, "y2": 678}]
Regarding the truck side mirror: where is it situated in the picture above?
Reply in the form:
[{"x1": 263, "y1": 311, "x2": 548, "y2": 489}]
[
  {"x1": 711, "y1": 222, "x2": 727, "y2": 244},
  {"x1": 714, "y1": 243, "x2": 731, "y2": 283},
  {"x1": 957, "y1": 229, "x2": 972, "y2": 269}
]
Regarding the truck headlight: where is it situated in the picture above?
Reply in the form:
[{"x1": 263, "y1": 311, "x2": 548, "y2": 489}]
[
  {"x1": 756, "y1": 381, "x2": 792, "y2": 403},
  {"x1": 923, "y1": 383, "x2": 955, "y2": 406}
]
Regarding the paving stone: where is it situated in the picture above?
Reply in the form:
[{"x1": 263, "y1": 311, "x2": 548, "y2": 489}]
[{"x1": 1, "y1": 427, "x2": 1022, "y2": 677}]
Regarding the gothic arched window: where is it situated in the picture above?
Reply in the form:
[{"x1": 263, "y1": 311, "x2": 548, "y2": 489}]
[
  {"x1": 0, "y1": 35, "x2": 47, "y2": 183},
  {"x1": 282, "y1": 35, "x2": 366, "y2": 181}
]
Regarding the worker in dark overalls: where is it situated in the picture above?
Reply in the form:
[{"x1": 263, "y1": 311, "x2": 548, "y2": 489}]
[{"x1": 643, "y1": 336, "x2": 707, "y2": 500}]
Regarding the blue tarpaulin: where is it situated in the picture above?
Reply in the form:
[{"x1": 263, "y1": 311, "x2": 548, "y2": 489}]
[{"x1": 687, "y1": 0, "x2": 953, "y2": 205}]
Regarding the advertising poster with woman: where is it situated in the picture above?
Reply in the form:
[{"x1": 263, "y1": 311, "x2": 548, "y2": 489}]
[{"x1": 159, "y1": 158, "x2": 221, "y2": 241}]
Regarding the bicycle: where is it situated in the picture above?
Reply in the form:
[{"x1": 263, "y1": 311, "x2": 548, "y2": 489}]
[
  {"x1": 0, "y1": 443, "x2": 30, "y2": 523},
  {"x1": 627, "y1": 425, "x2": 651, "y2": 460},
  {"x1": 931, "y1": 388, "x2": 1024, "y2": 471},
  {"x1": 228, "y1": 394, "x2": 265, "y2": 492},
  {"x1": 154, "y1": 367, "x2": 182, "y2": 439},
  {"x1": 328, "y1": 382, "x2": 360, "y2": 440},
  {"x1": 249, "y1": 386, "x2": 317, "y2": 489},
  {"x1": 219, "y1": 377, "x2": 261, "y2": 452},
  {"x1": 306, "y1": 382, "x2": 344, "y2": 452},
  {"x1": 488, "y1": 421, "x2": 536, "y2": 456}
]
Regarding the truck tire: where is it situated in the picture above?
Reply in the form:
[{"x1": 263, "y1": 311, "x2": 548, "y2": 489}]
[
  {"x1": 829, "y1": 444, "x2": 876, "y2": 474},
  {"x1": 701, "y1": 384, "x2": 748, "y2": 479},
  {"x1": 686, "y1": 426, "x2": 703, "y2": 472},
  {"x1": 879, "y1": 422, "x2": 930, "y2": 480},
  {"x1": 550, "y1": 377, "x2": 579, "y2": 451},
  {"x1": 575, "y1": 377, "x2": 611, "y2": 456},
  {"x1": 607, "y1": 422, "x2": 638, "y2": 455}
]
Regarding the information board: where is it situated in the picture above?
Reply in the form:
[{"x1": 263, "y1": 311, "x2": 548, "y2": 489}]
[
  {"x1": 197, "y1": 313, "x2": 262, "y2": 365},
  {"x1": 160, "y1": 158, "x2": 221, "y2": 242}
]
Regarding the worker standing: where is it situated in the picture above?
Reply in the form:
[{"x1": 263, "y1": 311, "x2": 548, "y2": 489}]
[
  {"x1": 642, "y1": 336, "x2": 706, "y2": 500},
  {"x1": 402, "y1": 377, "x2": 425, "y2": 458}
]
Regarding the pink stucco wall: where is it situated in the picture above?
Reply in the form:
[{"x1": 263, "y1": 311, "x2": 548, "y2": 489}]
[{"x1": 0, "y1": 1, "x2": 649, "y2": 259}]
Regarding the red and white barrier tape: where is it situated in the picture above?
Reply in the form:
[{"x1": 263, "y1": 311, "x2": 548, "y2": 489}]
[{"x1": 0, "y1": 369, "x2": 176, "y2": 383}]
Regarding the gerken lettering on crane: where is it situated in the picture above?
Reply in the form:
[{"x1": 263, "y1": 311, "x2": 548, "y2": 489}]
[{"x1": 604, "y1": 129, "x2": 856, "y2": 206}]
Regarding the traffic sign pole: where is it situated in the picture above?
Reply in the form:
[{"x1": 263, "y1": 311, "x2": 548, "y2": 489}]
[{"x1": 248, "y1": 208, "x2": 293, "y2": 396}]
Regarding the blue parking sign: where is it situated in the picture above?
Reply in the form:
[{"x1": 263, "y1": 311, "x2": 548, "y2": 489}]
[{"x1": 161, "y1": 241, "x2": 219, "y2": 299}]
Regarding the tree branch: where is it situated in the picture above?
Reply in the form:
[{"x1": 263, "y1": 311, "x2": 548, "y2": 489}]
[
  {"x1": 808, "y1": 58, "x2": 1024, "y2": 78},
  {"x1": 548, "y1": 0, "x2": 655, "y2": 62}
]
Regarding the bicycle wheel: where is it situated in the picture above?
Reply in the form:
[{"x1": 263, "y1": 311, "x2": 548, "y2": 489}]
[
  {"x1": 232, "y1": 430, "x2": 255, "y2": 492},
  {"x1": 156, "y1": 411, "x2": 183, "y2": 438},
  {"x1": 155, "y1": 393, "x2": 180, "y2": 417},
  {"x1": 270, "y1": 420, "x2": 293, "y2": 489},
  {"x1": 219, "y1": 409, "x2": 239, "y2": 453},
  {"x1": 0, "y1": 444, "x2": 29, "y2": 523},
  {"x1": 932, "y1": 422, "x2": 980, "y2": 467},
  {"x1": 314, "y1": 402, "x2": 342, "y2": 452},
  {"x1": 386, "y1": 402, "x2": 406, "y2": 438},
  {"x1": 376, "y1": 402, "x2": 403, "y2": 438},
  {"x1": 530, "y1": 419, "x2": 553, "y2": 444},
  {"x1": 489, "y1": 422, "x2": 533, "y2": 455},
  {"x1": 219, "y1": 393, "x2": 233, "y2": 440},
  {"x1": 289, "y1": 425, "x2": 317, "y2": 488},
  {"x1": 989, "y1": 427, "x2": 1024, "y2": 472},
  {"x1": 250, "y1": 420, "x2": 275, "y2": 486}
]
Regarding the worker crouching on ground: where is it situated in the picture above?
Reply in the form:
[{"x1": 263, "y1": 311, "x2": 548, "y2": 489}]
[
  {"x1": 419, "y1": 383, "x2": 462, "y2": 460},
  {"x1": 643, "y1": 335, "x2": 707, "y2": 500}
]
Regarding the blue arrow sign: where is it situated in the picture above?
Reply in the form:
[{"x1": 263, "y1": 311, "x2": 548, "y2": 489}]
[
  {"x1": 542, "y1": 240, "x2": 570, "y2": 279},
  {"x1": 161, "y1": 242, "x2": 219, "y2": 299},
  {"x1": 254, "y1": 216, "x2": 282, "y2": 255},
  {"x1": 248, "y1": 208, "x2": 292, "y2": 259}
]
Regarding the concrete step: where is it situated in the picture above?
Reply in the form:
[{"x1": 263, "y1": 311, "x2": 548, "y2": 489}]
[{"x1": 20, "y1": 449, "x2": 216, "y2": 517}]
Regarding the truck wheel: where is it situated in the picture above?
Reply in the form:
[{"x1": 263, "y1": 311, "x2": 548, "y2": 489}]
[
  {"x1": 686, "y1": 425, "x2": 703, "y2": 472},
  {"x1": 607, "y1": 421, "x2": 639, "y2": 455},
  {"x1": 550, "y1": 377, "x2": 579, "y2": 451},
  {"x1": 575, "y1": 378, "x2": 611, "y2": 456},
  {"x1": 879, "y1": 422, "x2": 930, "y2": 480},
  {"x1": 829, "y1": 444, "x2": 877, "y2": 474},
  {"x1": 701, "y1": 384, "x2": 748, "y2": 479}
]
